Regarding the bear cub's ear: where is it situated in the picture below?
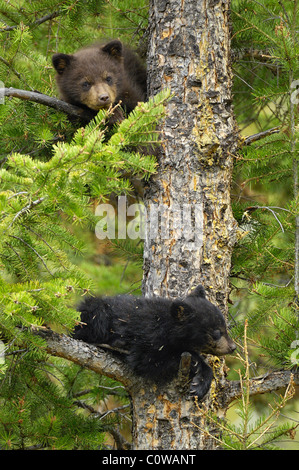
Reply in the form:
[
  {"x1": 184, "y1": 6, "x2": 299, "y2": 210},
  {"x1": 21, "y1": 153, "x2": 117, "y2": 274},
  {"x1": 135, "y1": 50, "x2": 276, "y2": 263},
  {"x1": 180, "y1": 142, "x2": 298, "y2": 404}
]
[
  {"x1": 170, "y1": 285, "x2": 206, "y2": 320},
  {"x1": 102, "y1": 40, "x2": 123, "y2": 59},
  {"x1": 52, "y1": 53, "x2": 74, "y2": 74},
  {"x1": 170, "y1": 300, "x2": 193, "y2": 322},
  {"x1": 187, "y1": 285, "x2": 206, "y2": 299}
]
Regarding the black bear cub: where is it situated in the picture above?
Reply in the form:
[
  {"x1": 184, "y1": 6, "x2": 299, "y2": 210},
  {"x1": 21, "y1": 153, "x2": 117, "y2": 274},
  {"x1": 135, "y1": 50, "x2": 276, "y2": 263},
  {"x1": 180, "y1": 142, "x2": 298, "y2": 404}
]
[
  {"x1": 73, "y1": 285, "x2": 236, "y2": 400},
  {"x1": 52, "y1": 40, "x2": 146, "y2": 124}
]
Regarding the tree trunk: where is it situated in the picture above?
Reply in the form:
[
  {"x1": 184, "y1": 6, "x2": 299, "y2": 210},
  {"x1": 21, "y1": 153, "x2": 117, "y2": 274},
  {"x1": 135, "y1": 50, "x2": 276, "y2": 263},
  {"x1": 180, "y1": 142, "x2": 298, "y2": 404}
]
[
  {"x1": 132, "y1": 0, "x2": 239, "y2": 450},
  {"x1": 130, "y1": 366, "x2": 228, "y2": 450}
]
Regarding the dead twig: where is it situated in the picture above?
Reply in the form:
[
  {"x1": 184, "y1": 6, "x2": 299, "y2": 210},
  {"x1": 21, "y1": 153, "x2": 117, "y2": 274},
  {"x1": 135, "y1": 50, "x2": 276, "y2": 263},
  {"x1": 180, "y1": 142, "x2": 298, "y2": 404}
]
[{"x1": 2, "y1": 87, "x2": 95, "y2": 122}]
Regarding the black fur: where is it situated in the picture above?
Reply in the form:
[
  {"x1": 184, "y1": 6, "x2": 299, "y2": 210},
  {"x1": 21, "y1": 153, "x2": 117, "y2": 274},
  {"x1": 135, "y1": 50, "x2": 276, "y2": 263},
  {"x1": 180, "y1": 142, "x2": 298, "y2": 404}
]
[{"x1": 73, "y1": 285, "x2": 236, "y2": 400}]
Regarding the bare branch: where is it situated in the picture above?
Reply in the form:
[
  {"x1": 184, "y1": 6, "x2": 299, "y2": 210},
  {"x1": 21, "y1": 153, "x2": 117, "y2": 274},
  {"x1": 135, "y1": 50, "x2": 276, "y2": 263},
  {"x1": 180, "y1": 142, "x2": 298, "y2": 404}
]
[
  {"x1": 244, "y1": 126, "x2": 280, "y2": 145},
  {"x1": 8, "y1": 197, "x2": 45, "y2": 229},
  {"x1": 223, "y1": 370, "x2": 299, "y2": 407},
  {"x1": 2, "y1": 87, "x2": 95, "y2": 122},
  {"x1": 0, "y1": 11, "x2": 60, "y2": 32},
  {"x1": 109, "y1": 428, "x2": 132, "y2": 450},
  {"x1": 34, "y1": 327, "x2": 140, "y2": 392},
  {"x1": 33, "y1": 11, "x2": 60, "y2": 28}
]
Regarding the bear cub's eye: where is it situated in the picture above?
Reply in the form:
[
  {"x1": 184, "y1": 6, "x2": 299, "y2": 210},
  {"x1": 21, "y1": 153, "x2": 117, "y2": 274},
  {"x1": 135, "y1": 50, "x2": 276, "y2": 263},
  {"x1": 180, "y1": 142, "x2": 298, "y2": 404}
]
[
  {"x1": 82, "y1": 81, "x2": 91, "y2": 91},
  {"x1": 212, "y1": 329, "x2": 221, "y2": 341},
  {"x1": 106, "y1": 76, "x2": 113, "y2": 85}
]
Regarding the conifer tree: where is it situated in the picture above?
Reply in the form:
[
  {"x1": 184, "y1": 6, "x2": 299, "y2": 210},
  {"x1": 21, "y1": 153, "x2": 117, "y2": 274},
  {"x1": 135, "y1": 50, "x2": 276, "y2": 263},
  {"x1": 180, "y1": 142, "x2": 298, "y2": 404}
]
[
  {"x1": 231, "y1": 0, "x2": 299, "y2": 378},
  {"x1": 0, "y1": 0, "x2": 298, "y2": 451}
]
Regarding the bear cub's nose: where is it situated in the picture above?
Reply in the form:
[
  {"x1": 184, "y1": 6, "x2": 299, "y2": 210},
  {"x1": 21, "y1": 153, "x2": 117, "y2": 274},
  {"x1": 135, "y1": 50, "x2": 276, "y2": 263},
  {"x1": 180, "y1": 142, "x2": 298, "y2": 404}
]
[{"x1": 98, "y1": 93, "x2": 110, "y2": 105}]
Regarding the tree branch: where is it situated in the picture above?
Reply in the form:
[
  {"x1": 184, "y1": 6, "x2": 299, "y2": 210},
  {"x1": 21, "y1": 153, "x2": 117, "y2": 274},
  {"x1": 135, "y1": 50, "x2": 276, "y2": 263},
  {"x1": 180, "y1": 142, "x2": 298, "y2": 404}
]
[
  {"x1": 0, "y1": 11, "x2": 60, "y2": 32},
  {"x1": 244, "y1": 126, "x2": 280, "y2": 145},
  {"x1": 2, "y1": 87, "x2": 95, "y2": 122},
  {"x1": 223, "y1": 369, "x2": 299, "y2": 407},
  {"x1": 35, "y1": 327, "x2": 139, "y2": 391},
  {"x1": 34, "y1": 328, "x2": 299, "y2": 407}
]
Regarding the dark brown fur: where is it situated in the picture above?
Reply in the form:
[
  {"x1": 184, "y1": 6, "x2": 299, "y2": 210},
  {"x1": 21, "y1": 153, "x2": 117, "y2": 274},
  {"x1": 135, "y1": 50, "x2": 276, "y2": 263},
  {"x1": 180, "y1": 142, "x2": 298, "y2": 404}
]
[{"x1": 52, "y1": 40, "x2": 147, "y2": 124}]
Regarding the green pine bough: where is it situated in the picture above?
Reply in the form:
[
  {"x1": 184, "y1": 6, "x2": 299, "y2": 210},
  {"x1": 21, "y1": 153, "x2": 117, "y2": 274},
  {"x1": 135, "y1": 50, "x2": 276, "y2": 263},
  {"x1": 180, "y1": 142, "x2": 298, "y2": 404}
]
[{"x1": 0, "y1": 89, "x2": 170, "y2": 351}]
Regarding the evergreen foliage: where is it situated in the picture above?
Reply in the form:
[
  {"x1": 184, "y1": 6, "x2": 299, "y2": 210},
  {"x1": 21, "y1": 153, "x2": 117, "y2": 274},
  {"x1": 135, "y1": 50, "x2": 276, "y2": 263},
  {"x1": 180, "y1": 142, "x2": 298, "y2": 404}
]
[
  {"x1": 0, "y1": 92, "x2": 168, "y2": 447},
  {"x1": 195, "y1": 323, "x2": 297, "y2": 450},
  {"x1": 0, "y1": 0, "x2": 165, "y2": 450},
  {"x1": 231, "y1": 0, "x2": 299, "y2": 364},
  {"x1": 0, "y1": 0, "x2": 298, "y2": 450},
  {"x1": 229, "y1": 0, "x2": 299, "y2": 448}
]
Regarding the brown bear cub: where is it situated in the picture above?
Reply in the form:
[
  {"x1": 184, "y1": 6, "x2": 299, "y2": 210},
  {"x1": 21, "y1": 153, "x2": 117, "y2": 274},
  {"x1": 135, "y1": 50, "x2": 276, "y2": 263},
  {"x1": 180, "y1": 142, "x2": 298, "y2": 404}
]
[{"x1": 52, "y1": 40, "x2": 147, "y2": 124}]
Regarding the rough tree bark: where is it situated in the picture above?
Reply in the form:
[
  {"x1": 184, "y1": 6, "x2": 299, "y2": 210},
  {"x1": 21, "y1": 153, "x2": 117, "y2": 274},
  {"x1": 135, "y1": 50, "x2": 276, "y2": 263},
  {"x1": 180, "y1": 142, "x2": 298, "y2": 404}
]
[
  {"x1": 129, "y1": 0, "x2": 239, "y2": 450},
  {"x1": 143, "y1": 0, "x2": 238, "y2": 305}
]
